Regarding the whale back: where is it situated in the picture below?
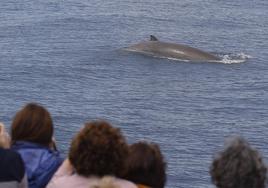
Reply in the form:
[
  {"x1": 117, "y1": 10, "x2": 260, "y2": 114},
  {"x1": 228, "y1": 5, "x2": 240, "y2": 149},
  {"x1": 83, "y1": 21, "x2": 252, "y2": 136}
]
[{"x1": 125, "y1": 35, "x2": 220, "y2": 61}]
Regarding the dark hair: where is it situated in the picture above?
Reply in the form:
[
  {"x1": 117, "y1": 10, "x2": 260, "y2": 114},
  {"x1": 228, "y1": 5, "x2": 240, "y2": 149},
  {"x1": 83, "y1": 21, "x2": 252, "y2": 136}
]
[
  {"x1": 69, "y1": 120, "x2": 129, "y2": 177},
  {"x1": 11, "y1": 103, "x2": 53, "y2": 146},
  {"x1": 210, "y1": 136, "x2": 267, "y2": 188},
  {"x1": 124, "y1": 141, "x2": 166, "y2": 188}
]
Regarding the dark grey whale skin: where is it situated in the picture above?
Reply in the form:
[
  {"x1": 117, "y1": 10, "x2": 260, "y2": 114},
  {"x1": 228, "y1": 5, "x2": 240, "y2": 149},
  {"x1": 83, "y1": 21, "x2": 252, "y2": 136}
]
[{"x1": 124, "y1": 36, "x2": 220, "y2": 61}]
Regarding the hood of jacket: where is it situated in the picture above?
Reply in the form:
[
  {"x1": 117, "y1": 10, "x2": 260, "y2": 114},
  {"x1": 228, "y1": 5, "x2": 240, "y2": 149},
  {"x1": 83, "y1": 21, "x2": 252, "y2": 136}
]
[{"x1": 12, "y1": 141, "x2": 63, "y2": 188}]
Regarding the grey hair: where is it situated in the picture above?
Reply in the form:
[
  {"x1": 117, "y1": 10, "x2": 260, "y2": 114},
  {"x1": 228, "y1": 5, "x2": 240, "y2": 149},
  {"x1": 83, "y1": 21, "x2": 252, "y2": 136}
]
[{"x1": 210, "y1": 136, "x2": 267, "y2": 188}]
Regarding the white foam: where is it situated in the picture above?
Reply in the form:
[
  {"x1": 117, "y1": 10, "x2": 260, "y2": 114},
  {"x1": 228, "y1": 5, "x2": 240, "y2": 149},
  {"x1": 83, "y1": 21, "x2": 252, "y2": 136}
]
[
  {"x1": 218, "y1": 52, "x2": 252, "y2": 64},
  {"x1": 237, "y1": 52, "x2": 252, "y2": 59}
]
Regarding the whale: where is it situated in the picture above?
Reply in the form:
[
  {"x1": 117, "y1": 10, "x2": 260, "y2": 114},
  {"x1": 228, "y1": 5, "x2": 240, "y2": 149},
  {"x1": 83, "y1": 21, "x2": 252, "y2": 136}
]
[{"x1": 124, "y1": 35, "x2": 220, "y2": 62}]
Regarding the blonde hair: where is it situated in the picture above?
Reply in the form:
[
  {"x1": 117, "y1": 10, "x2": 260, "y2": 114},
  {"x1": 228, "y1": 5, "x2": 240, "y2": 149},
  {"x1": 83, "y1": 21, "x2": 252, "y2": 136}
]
[
  {"x1": 90, "y1": 176, "x2": 120, "y2": 188},
  {"x1": 0, "y1": 122, "x2": 11, "y2": 148}
]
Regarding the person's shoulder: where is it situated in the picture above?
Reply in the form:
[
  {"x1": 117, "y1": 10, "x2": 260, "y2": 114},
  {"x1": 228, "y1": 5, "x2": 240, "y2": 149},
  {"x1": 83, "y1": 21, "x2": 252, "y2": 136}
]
[
  {"x1": 34, "y1": 148, "x2": 63, "y2": 177},
  {"x1": 47, "y1": 173, "x2": 89, "y2": 188},
  {"x1": 114, "y1": 177, "x2": 138, "y2": 188},
  {"x1": 0, "y1": 148, "x2": 25, "y2": 182},
  {"x1": 0, "y1": 148, "x2": 23, "y2": 162}
]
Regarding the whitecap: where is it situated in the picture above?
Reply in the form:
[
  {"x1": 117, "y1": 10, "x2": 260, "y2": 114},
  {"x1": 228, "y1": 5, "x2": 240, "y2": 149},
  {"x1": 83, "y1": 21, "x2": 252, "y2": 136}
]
[{"x1": 217, "y1": 52, "x2": 252, "y2": 64}]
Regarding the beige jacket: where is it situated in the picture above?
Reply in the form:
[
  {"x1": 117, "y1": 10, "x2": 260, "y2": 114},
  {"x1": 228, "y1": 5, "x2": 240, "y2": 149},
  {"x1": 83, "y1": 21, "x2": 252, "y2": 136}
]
[{"x1": 46, "y1": 160, "x2": 137, "y2": 188}]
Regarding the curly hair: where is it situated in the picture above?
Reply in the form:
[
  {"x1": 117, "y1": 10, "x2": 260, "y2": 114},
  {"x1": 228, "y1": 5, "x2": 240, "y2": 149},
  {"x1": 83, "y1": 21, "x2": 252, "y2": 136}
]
[
  {"x1": 69, "y1": 120, "x2": 129, "y2": 177},
  {"x1": 11, "y1": 103, "x2": 53, "y2": 146},
  {"x1": 124, "y1": 141, "x2": 166, "y2": 188},
  {"x1": 210, "y1": 136, "x2": 267, "y2": 188}
]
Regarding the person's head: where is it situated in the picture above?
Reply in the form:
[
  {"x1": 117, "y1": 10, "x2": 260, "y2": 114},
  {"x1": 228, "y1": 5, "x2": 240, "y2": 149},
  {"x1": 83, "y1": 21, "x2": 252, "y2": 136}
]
[
  {"x1": 210, "y1": 136, "x2": 267, "y2": 188},
  {"x1": 69, "y1": 120, "x2": 129, "y2": 178},
  {"x1": 124, "y1": 141, "x2": 166, "y2": 188},
  {"x1": 11, "y1": 103, "x2": 53, "y2": 147}
]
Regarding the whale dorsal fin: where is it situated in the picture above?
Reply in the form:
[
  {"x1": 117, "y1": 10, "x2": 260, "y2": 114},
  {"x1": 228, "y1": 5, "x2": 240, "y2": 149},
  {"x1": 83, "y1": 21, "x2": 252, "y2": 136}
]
[{"x1": 150, "y1": 35, "x2": 158, "y2": 41}]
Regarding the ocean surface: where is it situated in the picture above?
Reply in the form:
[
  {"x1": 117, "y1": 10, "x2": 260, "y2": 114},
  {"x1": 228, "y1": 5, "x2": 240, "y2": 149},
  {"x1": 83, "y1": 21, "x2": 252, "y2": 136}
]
[{"x1": 0, "y1": 0, "x2": 268, "y2": 187}]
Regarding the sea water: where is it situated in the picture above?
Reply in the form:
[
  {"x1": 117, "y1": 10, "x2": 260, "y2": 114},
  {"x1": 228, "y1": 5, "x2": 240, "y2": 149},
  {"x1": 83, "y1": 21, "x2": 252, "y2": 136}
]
[{"x1": 0, "y1": 1, "x2": 268, "y2": 187}]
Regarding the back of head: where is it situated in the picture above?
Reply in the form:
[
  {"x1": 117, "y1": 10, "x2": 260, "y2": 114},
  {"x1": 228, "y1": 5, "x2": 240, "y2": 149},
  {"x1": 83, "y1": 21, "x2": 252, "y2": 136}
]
[
  {"x1": 69, "y1": 120, "x2": 128, "y2": 177},
  {"x1": 11, "y1": 103, "x2": 53, "y2": 146},
  {"x1": 210, "y1": 136, "x2": 267, "y2": 188},
  {"x1": 125, "y1": 141, "x2": 166, "y2": 188}
]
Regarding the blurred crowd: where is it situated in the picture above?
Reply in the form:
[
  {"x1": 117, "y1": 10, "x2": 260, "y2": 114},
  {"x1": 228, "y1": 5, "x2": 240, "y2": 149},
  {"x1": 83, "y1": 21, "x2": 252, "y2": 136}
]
[{"x1": 0, "y1": 103, "x2": 266, "y2": 188}]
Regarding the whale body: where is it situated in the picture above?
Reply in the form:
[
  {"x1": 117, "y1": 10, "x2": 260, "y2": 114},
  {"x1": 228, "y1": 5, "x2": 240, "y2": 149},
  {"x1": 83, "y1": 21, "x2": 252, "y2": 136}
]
[{"x1": 124, "y1": 35, "x2": 220, "y2": 61}]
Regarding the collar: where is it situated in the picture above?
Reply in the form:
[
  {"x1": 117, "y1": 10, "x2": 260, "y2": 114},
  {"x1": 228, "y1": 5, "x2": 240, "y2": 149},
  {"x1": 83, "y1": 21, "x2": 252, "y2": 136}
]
[{"x1": 11, "y1": 141, "x2": 50, "y2": 150}]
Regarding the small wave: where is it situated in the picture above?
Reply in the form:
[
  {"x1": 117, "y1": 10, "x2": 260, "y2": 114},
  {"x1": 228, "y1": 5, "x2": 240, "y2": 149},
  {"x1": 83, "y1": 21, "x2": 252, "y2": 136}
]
[{"x1": 218, "y1": 52, "x2": 252, "y2": 64}]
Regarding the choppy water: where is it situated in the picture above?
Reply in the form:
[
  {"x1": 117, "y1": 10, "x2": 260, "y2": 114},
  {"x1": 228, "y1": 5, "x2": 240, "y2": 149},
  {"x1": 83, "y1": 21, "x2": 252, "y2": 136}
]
[{"x1": 0, "y1": 1, "x2": 268, "y2": 187}]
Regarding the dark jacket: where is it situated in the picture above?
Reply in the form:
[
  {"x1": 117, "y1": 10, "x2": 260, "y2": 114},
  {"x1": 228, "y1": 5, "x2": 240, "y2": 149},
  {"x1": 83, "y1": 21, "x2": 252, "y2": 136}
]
[
  {"x1": 12, "y1": 141, "x2": 63, "y2": 188},
  {"x1": 0, "y1": 148, "x2": 28, "y2": 188}
]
